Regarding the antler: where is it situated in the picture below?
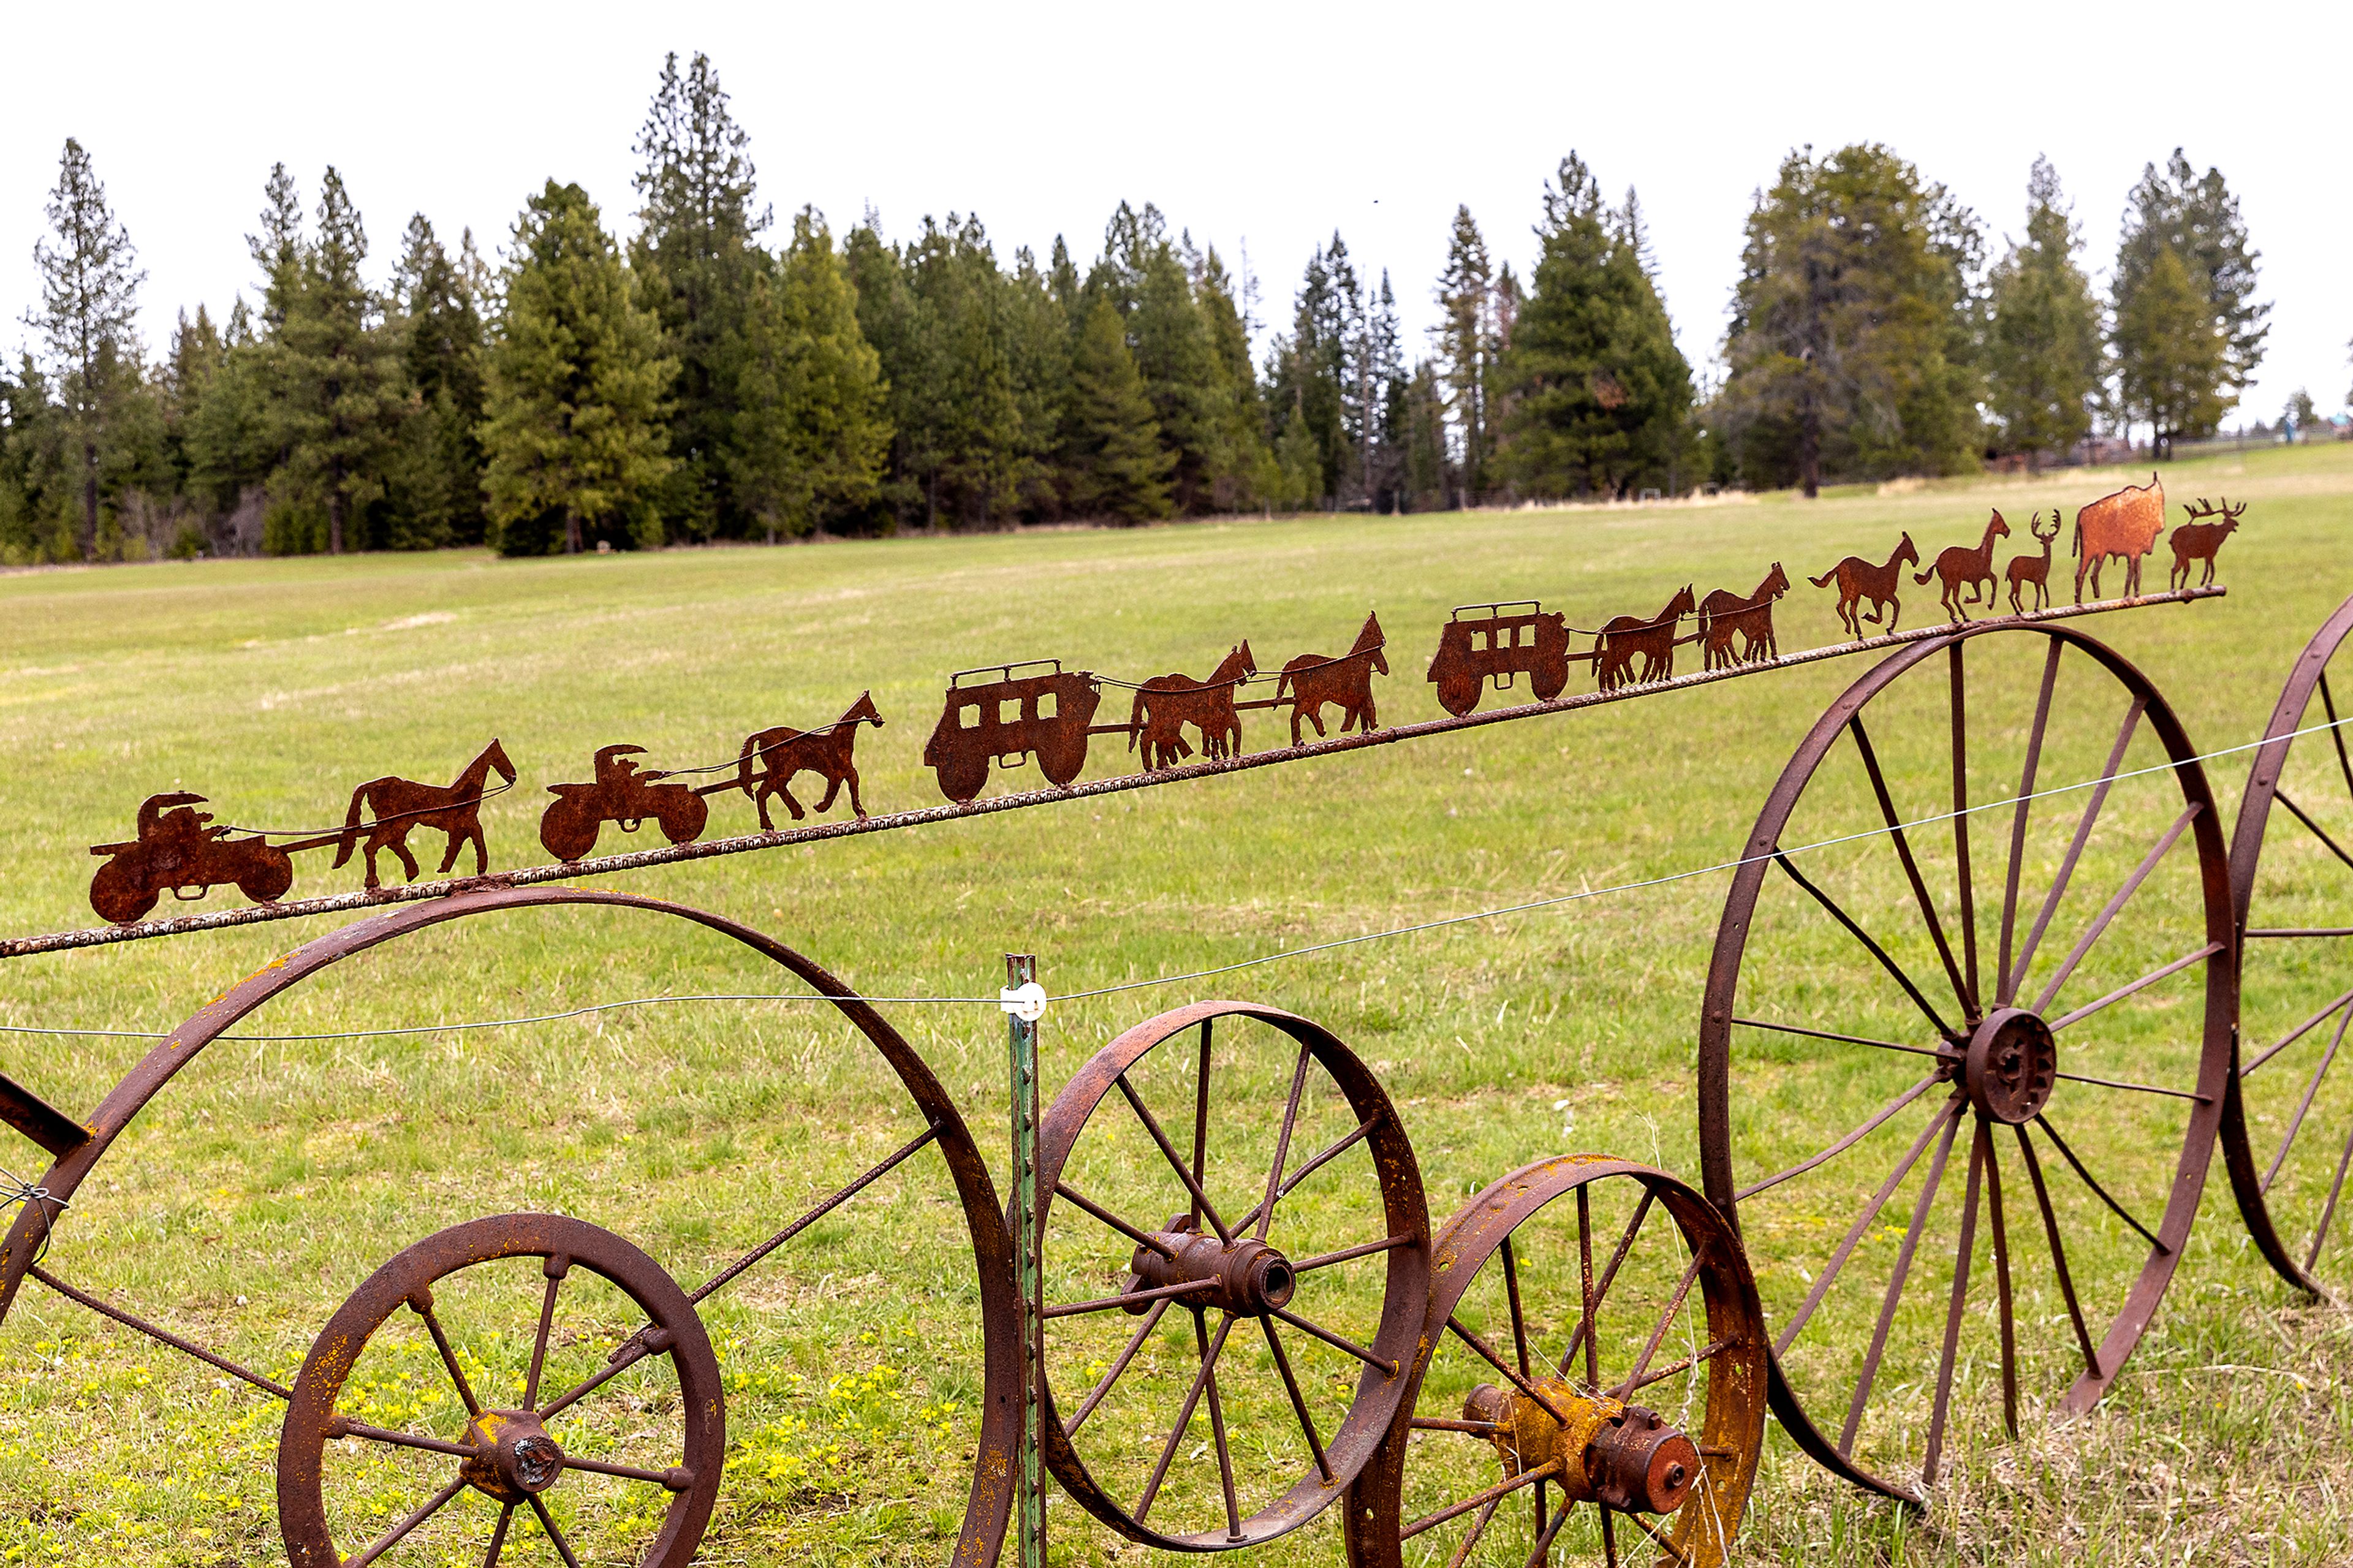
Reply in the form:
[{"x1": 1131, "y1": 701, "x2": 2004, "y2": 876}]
[
  {"x1": 2183, "y1": 496, "x2": 2219, "y2": 520},
  {"x1": 2221, "y1": 496, "x2": 2246, "y2": 521}
]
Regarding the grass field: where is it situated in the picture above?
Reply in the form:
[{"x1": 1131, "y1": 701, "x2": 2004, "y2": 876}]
[{"x1": 1, "y1": 445, "x2": 2349, "y2": 1567}]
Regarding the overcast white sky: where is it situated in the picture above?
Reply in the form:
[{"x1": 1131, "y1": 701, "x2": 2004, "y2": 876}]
[{"x1": 6, "y1": 1, "x2": 2348, "y2": 424}]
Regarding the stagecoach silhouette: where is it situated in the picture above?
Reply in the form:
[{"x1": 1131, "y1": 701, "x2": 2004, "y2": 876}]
[
  {"x1": 923, "y1": 660, "x2": 1106, "y2": 804},
  {"x1": 1426, "y1": 601, "x2": 1575, "y2": 715}
]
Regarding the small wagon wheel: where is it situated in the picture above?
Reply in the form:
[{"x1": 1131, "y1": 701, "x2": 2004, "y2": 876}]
[
  {"x1": 1032, "y1": 1000, "x2": 1430, "y2": 1549},
  {"x1": 0, "y1": 886, "x2": 1020, "y2": 1568},
  {"x1": 1699, "y1": 623, "x2": 2234, "y2": 1499},
  {"x1": 2222, "y1": 589, "x2": 2353, "y2": 1298},
  {"x1": 1343, "y1": 1156, "x2": 1768, "y2": 1568}
]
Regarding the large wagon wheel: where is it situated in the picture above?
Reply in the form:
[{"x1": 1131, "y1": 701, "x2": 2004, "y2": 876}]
[
  {"x1": 1033, "y1": 1001, "x2": 1430, "y2": 1550},
  {"x1": 2223, "y1": 590, "x2": 2353, "y2": 1298},
  {"x1": 1699, "y1": 624, "x2": 2235, "y2": 1499},
  {"x1": 1343, "y1": 1156, "x2": 1768, "y2": 1568},
  {"x1": 0, "y1": 886, "x2": 1020, "y2": 1568}
]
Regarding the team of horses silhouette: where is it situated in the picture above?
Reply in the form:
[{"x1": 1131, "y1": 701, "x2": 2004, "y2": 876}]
[{"x1": 84, "y1": 477, "x2": 2237, "y2": 923}]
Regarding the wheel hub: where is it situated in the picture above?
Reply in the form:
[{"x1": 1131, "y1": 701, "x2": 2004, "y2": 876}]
[
  {"x1": 1127, "y1": 1218, "x2": 1297, "y2": 1316},
  {"x1": 459, "y1": 1409, "x2": 567, "y2": 1502},
  {"x1": 1464, "y1": 1379, "x2": 1697, "y2": 1514},
  {"x1": 1965, "y1": 1007, "x2": 2058, "y2": 1124}
]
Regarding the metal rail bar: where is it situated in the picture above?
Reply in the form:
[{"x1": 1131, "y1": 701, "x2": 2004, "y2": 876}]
[{"x1": 2, "y1": 588, "x2": 2220, "y2": 961}]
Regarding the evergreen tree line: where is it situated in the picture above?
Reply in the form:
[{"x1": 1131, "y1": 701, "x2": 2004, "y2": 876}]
[{"x1": 1, "y1": 68, "x2": 2304, "y2": 564}]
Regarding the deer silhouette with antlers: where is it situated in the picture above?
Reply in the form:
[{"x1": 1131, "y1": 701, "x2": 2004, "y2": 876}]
[
  {"x1": 2005, "y1": 509, "x2": 2063, "y2": 613},
  {"x1": 2169, "y1": 496, "x2": 2243, "y2": 589}
]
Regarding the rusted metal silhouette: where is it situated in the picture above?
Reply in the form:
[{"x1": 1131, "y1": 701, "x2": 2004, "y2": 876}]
[
  {"x1": 1596, "y1": 585, "x2": 1696, "y2": 691},
  {"x1": 2005, "y1": 509, "x2": 2061, "y2": 612},
  {"x1": 1698, "y1": 564, "x2": 1790, "y2": 670},
  {"x1": 89, "y1": 795, "x2": 296, "y2": 925},
  {"x1": 924, "y1": 661, "x2": 1102, "y2": 803},
  {"x1": 2169, "y1": 496, "x2": 2242, "y2": 589},
  {"x1": 1811, "y1": 532, "x2": 1919, "y2": 638},
  {"x1": 538, "y1": 744, "x2": 710, "y2": 862},
  {"x1": 1277, "y1": 612, "x2": 1389, "y2": 741},
  {"x1": 711, "y1": 692, "x2": 884, "y2": 828},
  {"x1": 331, "y1": 740, "x2": 517, "y2": 890},
  {"x1": 1917, "y1": 509, "x2": 2011, "y2": 622},
  {"x1": 2073, "y1": 472, "x2": 2166, "y2": 600},
  {"x1": 1426, "y1": 603, "x2": 1571, "y2": 715},
  {"x1": 1129, "y1": 643, "x2": 1256, "y2": 770}
]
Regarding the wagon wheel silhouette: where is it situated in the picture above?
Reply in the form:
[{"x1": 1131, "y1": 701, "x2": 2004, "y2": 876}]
[
  {"x1": 1343, "y1": 1156, "x2": 1768, "y2": 1568},
  {"x1": 1031, "y1": 1001, "x2": 1431, "y2": 1549},
  {"x1": 2221, "y1": 589, "x2": 2353, "y2": 1300},
  {"x1": 0, "y1": 887, "x2": 1019, "y2": 1567},
  {"x1": 1698, "y1": 623, "x2": 2234, "y2": 1499}
]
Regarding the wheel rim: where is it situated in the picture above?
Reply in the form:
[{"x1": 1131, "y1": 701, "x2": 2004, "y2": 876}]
[
  {"x1": 1344, "y1": 1156, "x2": 1767, "y2": 1568},
  {"x1": 278, "y1": 1213, "x2": 723, "y2": 1567},
  {"x1": 1699, "y1": 624, "x2": 2234, "y2": 1498},
  {"x1": 2224, "y1": 590, "x2": 2353, "y2": 1299},
  {"x1": 1033, "y1": 1000, "x2": 1430, "y2": 1548}
]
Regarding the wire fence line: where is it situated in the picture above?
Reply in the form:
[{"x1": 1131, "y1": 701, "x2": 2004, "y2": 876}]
[{"x1": 6, "y1": 703, "x2": 2338, "y2": 1048}]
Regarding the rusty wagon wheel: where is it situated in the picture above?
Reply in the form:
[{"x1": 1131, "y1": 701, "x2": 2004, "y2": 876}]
[
  {"x1": 1033, "y1": 1000, "x2": 1430, "y2": 1550},
  {"x1": 1343, "y1": 1156, "x2": 1767, "y2": 1568},
  {"x1": 1699, "y1": 623, "x2": 2235, "y2": 1499},
  {"x1": 2222, "y1": 589, "x2": 2353, "y2": 1300},
  {"x1": 0, "y1": 886, "x2": 1020, "y2": 1568},
  {"x1": 278, "y1": 1213, "x2": 724, "y2": 1567}
]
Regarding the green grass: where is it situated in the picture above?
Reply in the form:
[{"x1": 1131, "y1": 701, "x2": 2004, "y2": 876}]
[{"x1": 0, "y1": 444, "x2": 2349, "y2": 1566}]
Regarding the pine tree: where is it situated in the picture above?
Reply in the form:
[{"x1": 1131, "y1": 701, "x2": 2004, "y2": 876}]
[
  {"x1": 1362, "y1": 271, "x2": 1406, "y2": 507},
  {"x1": 1120, "y1": 215, "x2": 1224, "y2": 510},
  {"x1": 1984, "y1": 157, "x2": 2103, "y2": 472},
  {"x1": 273, "y1": 169, "x2": 407, "y2": 553},
  {"x1": 1192, "y1": 243, "x2": 1273, "y2": 511},
  {"x1": 1002, "y1": 245, "x2": 1075, "y2": 518},
  {"x1": 900, "y1": 214, "x2": 1021, "y2": 528},
  {"x1": 480, "y1": 181, "x2": 675, "y2": 555},
  {"x1": 729, "y1": 209, "x2": 892, "y2": 540},
  {"x1": 1064, "y1": 297, "x2": 1171, "y2": 523},
  {"x1": 632, "y1": 50, "x2": 767, "y2": 540},
  {"x1": 1496, "y1": 154, "x2": 1694, "y2": 499},
  {"x1": 1265, "y1": 238, "x2": 1354, "y2": 505},
  {"x1": 2112, "y1": 245, "x2": 2227, "y2": 456},
  {"x1": 387, "y1": 213, "x2": 489, "y2": 546},
  {"x1": 2111, "y1": 150, "x2": 2265, "y2": 454},
  {"x1": 1434, "y1": 206, "x2": 1495, "y2": 503},
  {"x1": 27, "y1": 138, "x2": 145, "y2": 559},
  {"x1": 1402, "y1": 360, "x2": 1451, "y2": 510}
]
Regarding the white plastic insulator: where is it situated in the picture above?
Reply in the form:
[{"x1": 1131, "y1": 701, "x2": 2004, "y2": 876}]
[{"x1": 999, "y1": 981, "x2": 1047, "y2": 1021}]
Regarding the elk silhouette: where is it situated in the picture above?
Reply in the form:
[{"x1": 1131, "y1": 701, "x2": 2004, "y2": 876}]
[
  {"x1": 2004, "y1": 509, "x2": 2062, "y2": 613},
  {"x1": 2168, "y1": 496, "x2": 2243, "y2": 589},
  {"x1": 1915, "y1": 509, "x2": 2010, "y2": 622}
]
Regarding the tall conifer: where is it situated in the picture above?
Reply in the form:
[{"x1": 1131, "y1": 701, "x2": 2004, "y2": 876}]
[
  {"x1": 1985, "y1": 157, "x2": 2103, "y2": 471},
  {"x1": 28, "y1": 138, "x2": 145, "y2": 559},
  {"x1": 1064, "y1": 297, "x2": 1171, "y2": 523}
]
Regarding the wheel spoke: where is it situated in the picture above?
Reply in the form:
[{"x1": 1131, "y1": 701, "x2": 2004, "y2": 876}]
[
  {"x1": 2034, "y1": 1115, "x2": 2165, "y2": 1254},
  {"x1": 1774, "y1": 1094, "x2": 1964, "y2": 1356},
  {"x1": 1621, "y1": 1336, "x2": 1733, "y2": 1395},
  {"x1": 1447, "y1": 1316, "x2": 1569, "y2": 1422},
  {"x1": 2246, "y1": 985, "x2": 2353, "y2": 1075},
  {"x1": 341, "y1": 1476, "x2": 469, "y2": 1568},
  {"x1": 537, "y1": 1324, "x2": 664, "y2": 1421},
  {"x1": 1624, "y1": 1507, "x2": 1693, "y2": 1566},
  {"x1": 1737, "y1": 1072, "x2": 1946, "y2": 1201},
  {"x1": 412, "y1": 1290, "x2": 483, "y2": 1417},
  {"x1": 1045, "y1": 1279, "x2": 1214, "y2": 1319},
  {"x1": 2007, "y1": 697, "x2": 2146, "y2": 1002},
  {"x1": 1501, "y1": 1234, "x2": 1533, "y2": 1379},
  {"x1": 1774, "y1": 853, "x2": 1956, "y2": 1039},
  {"x1": 1949, "y1": 643, "x2": 1982, "y2": 1012},
  {"x1": 1442, "y1": 1496, "x2": 1504, "y2": 1568},
  {"x1": 1258, "y1": 1317, "x2": 1332, "y2": 1481},
  {"x1": 1984, "y1": 1126, "x2": 2020, "y2": 1439},
  {"x1": 2028, "y1": 804, "x2": 2201, "y2": 1017},
  {"x1": 529, "y1": 1493, "x2": 585, "y2": 1568},
  {"x1": 1558, "y1": 1187, "x2": 1654, "y2": 1377},
  {"x1": 332, "y1": 1417, "x2": 476, "y2": 1458},
  {"x1": 525, "y1": 1257, "x2": 566, "y2": 1409},
  {"x1": 483, "y1": 1502, "x2": 514, "y2": 1568},
  {"x1": 25, "y1": 1266, "x2": 290, "y2": 1401},
  {"x1": 1613, "y1": 1251, "x2": 1703, "y2": 1398},
  {"x1": 561, "y1": 1452, "x2": 690, "y2": 1488},
  {"x1": 1191, "y1": 1019, "x2": 1213, "y2": 1233},
  {"x1": 1195, "y1": 1311, "x2": 1243, "y2": 1540},
  {"x1": 1519, "y1": 1497, "x2": 1571, "y2": 1568},
  {"x1": 1601, "y1": 1505, "x2": 1621, "y2": 1568},
  {"x1": 1292, "y1": 1234, "x2": 1414, "y2": 1272},
  {"x1": 2269, "y1": 989, "x2": 2353, "y2": 1192},
  {"x1": 1117, "y1": 1074, "x2": 1232, "y2": 1243},
  {"x1": 1849, "y1": 712, "x2": 1972, "y2": 1013},
  {"x1": 1273, "y1": 1304, "x2": 1393, "y2": 1374},
  {"x1": 2276, "y1": 789, "x2": 2353, "y2": 875},
  {"x1": 1732, "y1": 1015, "x2": 1952, "y2": 1061},
  {"x1": 1400, "y1": 1459, "x2": 1562, "y2": 1540},
  {"x1": 1838, "y1": 1104, "x2": 1963, "y2": 1458},
  {"x1": 2305, "y1": 1115, "x2": 2353, "y2": 1273},
  {"x1": 1923, "y1": 1121, "x2": 1987, "y2": 1485},
  {"x1": 2047, "y1": 943, "x2": 2221, "y2": 1032},
  {"x1": 1055, "y1": 1180, "x2": 1178, "y2": 1260},
  {"x1": 2048, "y1": 1068, "x2": 2208, "y2": 1104},
  {"x1": 1135, "y1": 1309, "x2": 1237, "y2": 1523},
  {"x1": 1576, "y1": 1186, "x2": 1599, "y2": 1389},
  {"x1": 689, "y1": 1123, "x2": 940, "y2": 1305},
  {"x1": 1063, "y1": 1297, "x2": 1169, "y2": 1436},
  {"x1": 1998, "y1": 639, "x2": 2064, "y2": 995},
  {"x1": 2014, "y1": 1122, "x2": 2102, "y2": 1377},
  {"x1": 1228, "y1": 1113, "x2": 1382, "y2": 1235},
  {"x1": 2321, "y1": 670, "x2": 2353, "y2": 802},
  {"x1": 1257, "y1": 1042, "x2": 1313, "y2": 1242}
]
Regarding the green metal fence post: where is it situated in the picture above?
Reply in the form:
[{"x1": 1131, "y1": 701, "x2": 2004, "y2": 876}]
[{"x1": 1004, "y1": 953, "x2": 1047, "y2": 1568}]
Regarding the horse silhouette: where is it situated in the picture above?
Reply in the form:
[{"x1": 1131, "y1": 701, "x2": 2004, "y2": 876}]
[
  {"x1": 333, "y1": 740, "x2": 517, "y2": 890},
  {"x1": 1596, "y1": 585, "x2": 1696, "y2": 691},
  {"x1": 1131, "y1": 643, "x2": 1256, "y2": 770},
  {"x1": 1697, "y1": 564, "x2": 1789, "y2": 670},
  {"x1": 725, "y1": 692, "x2": 885, "y2": 828},
  {"x1": 1916, "y1": 510, "x2": 2011, "y2": 622},
  {"x1": 1810, "y1": 533, "x2": 1919, "y2": 638},
  {"x1": 1278, "y1": 612, "x2": 1389, "y2": 744}
]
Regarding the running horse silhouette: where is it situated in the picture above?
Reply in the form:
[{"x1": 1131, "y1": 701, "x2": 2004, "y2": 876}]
[
  {"x1": 1130, "y1": 643, "x2": 1256, "y2": 770},
  {"x1": 719, "y1": 691, "x2": 885, "y2": 828},
  {"x1": 333, "y1": 740, "x2": 518, "y2": 890},
  {"x1": 1278, "y1": 612, "x2": 1389, "y2": 744},
  {"x1": 1809, "y1": 532, "x2": 1919, "y2": 638},
  {"x1": 1594, "y1": 586, "x2": 1696, "y2": 691},
  {"x1": 1915, "y1": 509, "x2": 2010, "y2": 622}
]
